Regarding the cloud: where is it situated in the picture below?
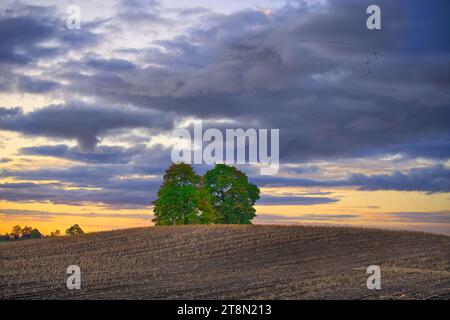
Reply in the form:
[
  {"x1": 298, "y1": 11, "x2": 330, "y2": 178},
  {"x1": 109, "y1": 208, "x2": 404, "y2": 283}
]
[
  {"x1": 20, "y1": 144, "x2": 146, "y2": 164},
  {"x1": 0, "y1": 146, "x2": 170, "y2": 186},
  {"x1": 258, "y1": 195, "x2": 339, "y2": 205},
  {"x1": 43, "y1": 0, "x2": 449, "y2": 164},
  {"x1": 255, "y1": 213, "x2": 359, "y2": 222},
  {"x1": 16, "y1": 75, "x2": 59, "y2": 93},
  {"x1": 0, "y1": 180, "x2": 160, "y2": 208},
  {"x1": 254, "y1": 164, "x2": 450, "y2": 193},
  {"x1": 380, "y1": 138, "x2": 450, "y2": 160},
  {"x1": 0, "y1": 209, "x2": 153, "y2": 222},
  {"x1": 0, "y1": 104, "x2": 173, "y2": 150},
  {"x1": 0, "y1": 107, "x2": 21, "y2": 116},
  {"x1": 0, "y1": 144, "x2": 174, "y2": 208},
  {"x1": 86, "y1": 58, "x2": 136, "y2": 71},
  {"x1": 385, "y1": 211, "x2": 450, "y2": 224},
  {"x1": 116, "y1": 0, "x2": 170, "y2": 26},
  {"x1": 0, "y1": 208, "x2": 152, "y2": 221},
  {"x1": 255, "y1": 211, "x2": 450, "y2": 226},
  {"x1": 282, "y1": 165, "x2": 321, "y2": 175},
  {"x1": 346, "y1": 164, "x2": 450, "y2": 193},
  {"x1": 0, "y1": 3, "x2": 98, "y2": 64},
  {"x1": 1, "y1": 1, "x2": 448, "y2": 163},
  {"x1": 0, "y1": 2, "x2": 101, "y2": 97}
]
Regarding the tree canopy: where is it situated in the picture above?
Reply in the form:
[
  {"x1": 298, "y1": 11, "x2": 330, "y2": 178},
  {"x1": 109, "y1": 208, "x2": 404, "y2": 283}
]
[
  {"x1": 153, "y1": 163, "x2": 259, "y2": 225},
  {"x1": 5, "y1": 225, "x2": 43, "y2": 240},
  {"x1": 204, "y1": 164, "x2": 260, "y2": 224},
  {"x1": 66, "y1": 224, "x2": 84, "y2": 236},
  {"x1": 10, "y1": 225, "x2": 43, "y2": 239},
  {"x1": 152, "y1": 163, "x2": 216, "y2": 225}
]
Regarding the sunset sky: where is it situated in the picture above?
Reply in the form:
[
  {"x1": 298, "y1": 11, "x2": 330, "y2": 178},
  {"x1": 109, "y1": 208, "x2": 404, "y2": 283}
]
[{"x1": 1, "y1": 0, "x2": 449, "y2": 235}]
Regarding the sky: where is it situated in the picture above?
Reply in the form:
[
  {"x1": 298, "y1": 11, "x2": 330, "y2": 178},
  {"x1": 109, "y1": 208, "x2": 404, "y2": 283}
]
[{"x1": 0, "y1": 0, "x2": 449, "y2": 235}]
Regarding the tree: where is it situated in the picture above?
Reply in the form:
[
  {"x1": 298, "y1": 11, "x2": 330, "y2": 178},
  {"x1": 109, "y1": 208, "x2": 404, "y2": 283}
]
[
  {"x1": 21, "y1": 226, "x2": 33, "y2": 239},
  {"x1": 153, "y1": 163, "x2": 216, "y2": 225},
  {"x1": 9, "y1": 225, "x2": 42, "y2": 240},
  {"x1": 66, "y1": 224, "x2": 84, "y2": 236},
  {"x1": 11, "y1": 225, "x2": 22, "y2": 238},
  {"x1": 203, "y1": 164, "x2": 260, "y2": 224},
  {"x1": 30, "y1": 228, "x2": 43, "y2": 239},
  {"x1": 196, "y1": 180, "x2": 217, "y2": 224},
  {"x1": 50, "y1": 230, "x2": 61, "y2": 237}
]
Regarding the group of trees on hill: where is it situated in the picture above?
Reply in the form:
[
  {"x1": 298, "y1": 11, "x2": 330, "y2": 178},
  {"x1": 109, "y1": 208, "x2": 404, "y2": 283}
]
[
  {"x1": 6, "y1": 225, "x2": 43, "y2": 240},
  {"x1": 1, "y1": 164, "x2": 260, "y2": 239},
  {"x1": 153, "y1": 163, "x2": 260, "y2": 225},
  {"x1": 0, "y1": 224, "x2": 84, "y2": 242}
]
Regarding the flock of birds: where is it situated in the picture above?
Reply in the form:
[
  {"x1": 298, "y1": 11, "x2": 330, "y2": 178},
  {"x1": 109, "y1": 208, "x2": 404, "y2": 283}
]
[
  {"x1": 269, "y1": 39, "x2": 379, "y2": 97},
  {"x1": 297, "y1": 39, "x2": 378, "y2": 79}
]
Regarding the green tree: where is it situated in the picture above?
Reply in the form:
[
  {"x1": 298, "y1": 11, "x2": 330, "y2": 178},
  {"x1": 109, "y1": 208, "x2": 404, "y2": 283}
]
[
  {"x1": 30, "y1": 228, "x2": 43, "y2": 239},
  {"x1": 66, "y1": 224, "x2": 84, "y2": 236},
  {"x1": 203, "y1": 164, "x2": 260, "y2": 224},
  {"x1": 196, "y1": 179, "x2": 217, "y2": 224},
  {"x1": 153, "y1": 163, "x2": 216, "y2": 225}
]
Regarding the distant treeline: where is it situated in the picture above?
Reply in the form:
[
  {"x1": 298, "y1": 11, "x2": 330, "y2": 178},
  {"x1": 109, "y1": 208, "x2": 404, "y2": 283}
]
[{"x1": 0, "y1": 224, "x2": 84, "y2": 242}]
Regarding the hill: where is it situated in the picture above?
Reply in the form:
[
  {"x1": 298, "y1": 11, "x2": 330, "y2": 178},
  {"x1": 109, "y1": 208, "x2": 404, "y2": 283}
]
[{"x1": 1, "y1": 225, "x2": 449, "y2": 299}]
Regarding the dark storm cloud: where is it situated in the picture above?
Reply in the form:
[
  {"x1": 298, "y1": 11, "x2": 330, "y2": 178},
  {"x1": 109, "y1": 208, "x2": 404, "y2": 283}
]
[
  {"x1": 282, "y1": 165, "x2": 321, "y2": 175},
  {"x1": 255, "y1": 213, "x2": 359, "y2": 222},
  {"x1": 0, "y1": 3, "x2": 98, "y2": 96},
  {"x1": 0, "y1": 107, "x2": 20, "y2": 116},
  {"x1": 16, "y1": 75, "x2": 59, "y2": 93},
  {"x1": 0, "y1": 182, "x2": 49, "y2": 189},
  {"x1": 0, "y1": 166, "x2": 126, "y2": 186},
  {"x1": 0, "y1": 13, "x2": 54, "y2": 64},
  {"x1": 0, "y1": 104, "x2": 173, "y2": 150},
  {"x1": 0, "y1": 3, "x2": 98, "y2": 64},
  {"x1": 253, "y1": 164, "x2": 450, "y2": 193},
  {"x1": 0, "y1": 180, "x2": 160, "y2": 207},
  {"x1": 347, "y1": 164, "x2": 450, "y2": 193},
  {"x1": 51, "y1": 0, "x2": 450, "y2": 164},
  {"x1": 86, "y1": 58, "x2": 136, "y2": 71},
  {"x1": 259, "y1": 195, "x2": 339, "y2": 205},
  {"x1": 380, "y1": 138, "x2": 450, "y2": 160},
  {"x1": 19, "y1": 144, "x2": 146, "y2": 164},
  {"x1": 0, "y1": 162, "x2": 167, "y2": 188},
  {"x1": 0, "y1": 209, "x2": 151, "y2": 221}
]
